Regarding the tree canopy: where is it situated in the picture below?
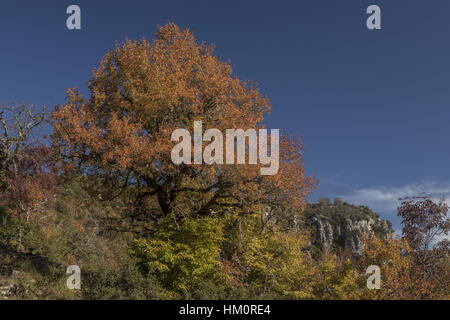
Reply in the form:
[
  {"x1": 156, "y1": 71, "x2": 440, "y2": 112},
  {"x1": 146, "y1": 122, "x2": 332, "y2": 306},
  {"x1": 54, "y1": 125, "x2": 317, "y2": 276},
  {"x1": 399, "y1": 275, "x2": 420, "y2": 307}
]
[{"x1": 52, "y1": 23, "x2": 315, "y2": 230}]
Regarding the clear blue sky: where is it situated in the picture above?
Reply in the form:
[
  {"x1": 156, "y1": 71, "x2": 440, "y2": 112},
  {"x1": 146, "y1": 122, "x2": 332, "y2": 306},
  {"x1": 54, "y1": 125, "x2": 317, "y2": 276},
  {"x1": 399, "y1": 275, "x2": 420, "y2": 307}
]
[{"x1": 1, "y1": 0, "x2": 450, "y2": 229}]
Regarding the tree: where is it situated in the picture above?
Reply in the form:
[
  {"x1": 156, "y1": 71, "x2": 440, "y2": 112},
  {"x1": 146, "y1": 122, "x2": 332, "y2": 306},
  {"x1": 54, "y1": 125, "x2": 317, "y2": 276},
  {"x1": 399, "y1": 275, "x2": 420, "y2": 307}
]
[
  {"x1": 0, "y1": 145, "x2": 57, "y2": 220},
  {"x1": 311, "y1": 254, "x2": 362, "y2": 300},
  {"x1": 131, "y1": 215, "x2": 225, "y2": 297},
  {"x1": 397, "y1": 195, "x2": 450, "y2": 298},
  {"x1": 319, "y1": 198, "x2": 331, "y2": 206},
  {"x1": 0, "y1": 104, "x2": 46, "y2": 193},
  {"x1": 356, "y1": 236, "x2": 435, "y2": 299},
  {"x1": 398, "y1": 195, "x2": 449, "y2": 251},
  {"x1": 218, "y1": 212, "x2": 316, "y2": 299},
  {"x1": 333, "y1": 198, "x2": 343, "y2": 207},
  {"x1": 0, "y1": 145, "x2": 57, "y2": 252},
  {"x1": 51, "y1": 23, "x2": 315, "y2": 231}
]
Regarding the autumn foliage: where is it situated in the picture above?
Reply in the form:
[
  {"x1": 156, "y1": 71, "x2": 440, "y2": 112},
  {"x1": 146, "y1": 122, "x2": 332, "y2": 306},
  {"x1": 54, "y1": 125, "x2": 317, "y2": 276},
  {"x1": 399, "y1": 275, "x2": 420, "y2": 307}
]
[
  {"x1": 0, "y1": 23, "x2": 448, "y2": 300},
  {"x1": 0, "y1": 145, "x2": 57, "y2": 219},
  {"x1": 51, "y1": 23, "x2": 315, "y2": 227}
]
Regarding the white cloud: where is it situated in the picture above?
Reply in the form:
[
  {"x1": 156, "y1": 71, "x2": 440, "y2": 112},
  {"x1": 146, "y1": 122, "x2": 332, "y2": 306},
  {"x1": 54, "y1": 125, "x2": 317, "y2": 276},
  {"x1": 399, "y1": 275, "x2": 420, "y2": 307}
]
[
  {"x1": 339, "y1": 181, "x2": 450, "y2": 242},
  {"x1": 339, "y1": 181, "x2": 450, "y2": 216}
]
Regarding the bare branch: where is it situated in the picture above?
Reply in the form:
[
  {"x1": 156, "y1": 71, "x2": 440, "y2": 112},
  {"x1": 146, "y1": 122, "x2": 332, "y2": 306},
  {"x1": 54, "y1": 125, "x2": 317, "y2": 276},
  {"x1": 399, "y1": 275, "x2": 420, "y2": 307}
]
[{"x1": 0, "y1": 103, "x2": 47, "y2": 192}]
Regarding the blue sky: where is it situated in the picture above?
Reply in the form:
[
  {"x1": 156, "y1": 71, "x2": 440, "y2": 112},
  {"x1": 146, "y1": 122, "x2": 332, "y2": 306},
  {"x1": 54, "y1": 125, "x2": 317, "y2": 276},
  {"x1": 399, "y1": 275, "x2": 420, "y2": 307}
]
[{"x1": 1, "y1": 0, "x2": 450, "y2": 230}]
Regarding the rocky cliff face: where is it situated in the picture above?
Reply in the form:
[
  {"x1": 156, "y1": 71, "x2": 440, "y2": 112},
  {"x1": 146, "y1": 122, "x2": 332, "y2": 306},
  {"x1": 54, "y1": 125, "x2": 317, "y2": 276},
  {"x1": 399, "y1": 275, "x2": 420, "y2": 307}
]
[
  {"x1": 309, "y1": 215, "x2": 392, "y2": 253},
  {"x1": 300, "y1": 198, "x2": 393, "y2": 254}
]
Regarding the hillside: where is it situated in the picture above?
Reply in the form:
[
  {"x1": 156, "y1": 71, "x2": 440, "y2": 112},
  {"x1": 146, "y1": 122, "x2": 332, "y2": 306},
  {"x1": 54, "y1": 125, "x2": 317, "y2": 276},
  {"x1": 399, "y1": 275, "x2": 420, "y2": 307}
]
[{"x1": 300, "y1": 198, "x2": 393, "y2": 255}]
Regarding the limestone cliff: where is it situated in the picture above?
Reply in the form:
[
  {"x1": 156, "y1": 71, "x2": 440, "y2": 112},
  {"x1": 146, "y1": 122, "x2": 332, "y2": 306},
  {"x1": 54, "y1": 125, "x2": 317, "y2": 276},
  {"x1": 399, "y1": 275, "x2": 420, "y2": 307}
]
[{"x1": 299, "y1": 198, "x2": 393, "y2": 254}]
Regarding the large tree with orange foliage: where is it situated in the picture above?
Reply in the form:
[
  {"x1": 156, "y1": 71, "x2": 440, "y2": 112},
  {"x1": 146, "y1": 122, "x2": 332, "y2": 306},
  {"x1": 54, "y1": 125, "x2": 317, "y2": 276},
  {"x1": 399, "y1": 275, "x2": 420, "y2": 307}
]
[{"x1": 52, "y1": 23, "x2": 314, "y2": 230}]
